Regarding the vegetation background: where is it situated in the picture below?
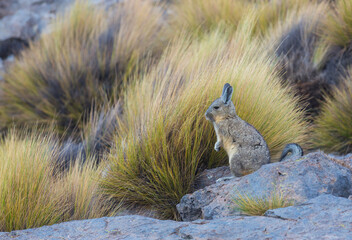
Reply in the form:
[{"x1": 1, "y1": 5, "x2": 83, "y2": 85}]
[{"x1": 0, "y1": 0, "x2": 352, "y2": 231}]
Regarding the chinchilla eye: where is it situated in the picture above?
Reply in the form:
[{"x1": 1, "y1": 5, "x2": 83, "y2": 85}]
[{"x1": 214, "y1": 106, "x2": 220, "y2": 110}]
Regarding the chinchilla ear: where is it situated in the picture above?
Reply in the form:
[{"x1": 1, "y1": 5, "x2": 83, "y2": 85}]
[{"x1": 221, "y1": 83, "x2": 233, "y2": 104}]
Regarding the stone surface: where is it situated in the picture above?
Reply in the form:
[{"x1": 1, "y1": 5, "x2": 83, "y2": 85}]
[
  {"x1": 328, "y1": 153, "x2": 352, "y2": 172},
  {"x1": 0, "y1": 38, "x2": 28, "y2": 59},
  {"x1": 0, "y1": 0, "x2": 71, "y2": 41},
  {"x1": 193, "y1": 166, "x2": 232, "y2": 191},
  {"x1": 0, "y1": 0, "x2": 123, "y2": 42},
  {"x1": 0, "y1": 194, "x2": 351, "y2": 239},
  {"x1": 177, "y1": 152, "x2": 352, "y2": 221}
]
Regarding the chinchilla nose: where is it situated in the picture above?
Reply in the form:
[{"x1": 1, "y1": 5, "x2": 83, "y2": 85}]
[{"x1": 205, "y1": 110, "x2": 212, "y2": 121}]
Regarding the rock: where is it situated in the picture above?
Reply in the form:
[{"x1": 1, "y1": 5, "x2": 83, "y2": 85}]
[
  {"x1": 0, "y1": 194, "x2": 351, "y2": 239},
  {"x1": 193, "y1": 166, "x2": 232, "y2": 191},
  {"x1": 0, "y1": 38, "x2": 28, "y2": 59},
  {"x1": 265, "y1": 194, "x2": 352, "y2": 221},
  {"x1": 328, "y1": 153, "x2": 352, "y2": 172},
  {"x1": 0, "y1": 1, "x2": 70, "y2": 41},
  {"x1": 177, "y1": 151, "x2": 352, "y2": 221},
  {"x1": 0, "y1": 0, "x2": 121, "y2": 42},
  {"x1": 0, "y1": 0, "x2": 13, "y2": 19}
]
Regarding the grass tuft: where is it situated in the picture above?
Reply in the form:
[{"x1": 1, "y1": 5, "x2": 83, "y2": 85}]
[
  {"x1": 0, "y1": 0, "x2": 164, "y2": 136},
  {"x1": 232, "y1": 188, "x2": 294, "y2": 216},
  {"x1": 312, "y1": 71, "x2": 352, "y2": 154},
  {"x1": 271, "y1": 2, "x2": 328, "y2": 115},
  {"x1": 0, "y1": 128, "x2": 119, "y2": 232},
  {"x1": 170, "y1": 0, "x2": 317, "y2": 37},
  {"x1": 170, "y1": 0, "x2": 248, "y2": 36},
  {"x1": 323, "y1": 0, "x2": 352, "y2": 48}
]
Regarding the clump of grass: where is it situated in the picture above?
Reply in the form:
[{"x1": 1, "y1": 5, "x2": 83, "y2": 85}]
[
  {"x1": 313, "y1": 0, "x2": 352, "y2": 88},
  {"x1": 0, "y1": 129, "x2": 61, "y2": 231},
  {"x1": 101, "y1": 17, "x2": 308, "y2": 220},
  {"x1": 55, "y1": 159, "x2": 120, "y2": 221},
  {"x1": 323, "y1": 0, "x2": 352, "y2": 48},
  {"x1": 57, "y1": 104, "x2": 121, "y2": 169},
  {"x1": 170, "y1": 0, "x2": 248, "y2": 36},
  {"x1": 270, "y1": 2, "x2": 329, "y2": 115},
  {"x1": 0, "y1": 0, "x2": 164, "y2": 136},
  {"x1": 232, "y1": 189, "x2": 294, "y2": 216},
  {"x1": 311, "y1": 71, "x2": 352, "y2": 154},
  {"x1": 0, "y1": 129, "x2": 119, "y2": 232},
  {"x1": 170, "y1": 0, "x2": 316, "y2": 37},
  {"x1": 254, "y1": 0, "x2": 317, "y2": 35}
]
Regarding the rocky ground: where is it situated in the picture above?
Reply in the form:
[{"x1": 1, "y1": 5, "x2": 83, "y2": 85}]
[
  {"x1": 1, "y1": 194, "x2": 351, "y2": 240},
  {"x1": 0, "y1": 151, "x2": 351, "y2": 239},
  {"x1": 177, "y1": 152, "x2": 352, "y2": 221}
]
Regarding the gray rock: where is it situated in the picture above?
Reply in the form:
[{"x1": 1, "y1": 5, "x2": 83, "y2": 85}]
[
  {"x1": 193, "y1": 166, "x2": 232, "y2": 191},
  {"x1": 328, "y1": 153, "x2": 352, "y2": 172},
  {"x1": 177, "y1": 152, "x2": 352, "y2": 221},
  {"x1": 0, "y1": 1, "x2": 71, "y2": 41},
  {"x1": 0, "y1": 0, "x2": 121, "y2": 42},
  {"x1": 0, "y1": 194, "x2": 351, "y2": 239},
  {"x1": 0, "y1": 38, "x2": 28, "y2": 59}
]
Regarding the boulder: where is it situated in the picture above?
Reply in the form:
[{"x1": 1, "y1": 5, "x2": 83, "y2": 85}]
[
  {"x1": 177, "y1": 152, "x2": 352, "y2": 221},
  {"x1": 0, "y1": 38, "x2": 28, "y2": 59},
  {"x1": 328, "y1": 153, "x2": 352, "y2": 172},
  {"x1": 0, "y1": 194, "x2": 351, "y2": 239},
  {"x1": 0, "y1": 1, "x2": 71, "y2": 41},
  {"x1": 0, "y1": 0, "x2": 123, "y2": 42},
  {"x1": 193, "y1": 166, "x2": 232, "y2": 191}
]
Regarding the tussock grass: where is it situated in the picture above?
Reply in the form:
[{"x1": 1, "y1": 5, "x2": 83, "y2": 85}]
[
  {"x1": 313, "y1": 0, "x2": 352, "y2": 88},
  {"x1": 57, "y1": 104, "x2": 120, "y2": 168},
  {"x1": 312, "y1": 72, "x2": 352, "y2": 154},
  {"x1": 55, "y1": 159, "x2": 119, "y2": 222},
  {"x1": 0, "y1": 0, "x2": 164, "y2": 135},
  {"x1": 0, "y1": 130, "x2": 61, "y2": 231},
  {"x1": 0, "y1": 129, "x2": 119, "y2": 232},
  {"x1": 253, "y1": 0, "x2": 317, "y2": 35},
  {"x1": 268, "y1": 2, "x2": 329, "y2": 115},
  {"x1": 232, "y1": 188, "x2": 294, "y2": 216},
  {"x1": 101, "y1": 17, "x2": 308, "y2": 219},
  {"x1": 170, "y1": 0, "x2": 316, "y2": 37},
  {"x1": 170, "y1": 0, "x2": 248, "y2": 35},
  {"x1": 323, "y1": 0, "x2": 352, "y2": 48}
]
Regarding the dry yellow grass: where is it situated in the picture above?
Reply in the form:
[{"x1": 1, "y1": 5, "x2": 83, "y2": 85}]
[
  {"x1": 312, "y1": 71, "x2": 352, "y2": 154},
  {"x1": 323, "y1": 0, "x2": 352, "y2": 48},
  {"x1": 170, "y1": 0, "x2": 248, "y2": 35},
  {"x1": 170, "y1": 0, "x2": 318, "y2": 37},
  {"x1": 0, "y1": 0, "x2": 165, "y2": 136},
  {"x1": 232, "y1": 188, "x2": 294, "y2": 216},
  {"x1": 0, "y1": 129, "x2": 119, "y2": 232}
]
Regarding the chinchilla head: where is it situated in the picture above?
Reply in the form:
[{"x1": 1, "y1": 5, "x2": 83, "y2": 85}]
[{"x1": 205, "y1": 83, "x2": 236, "y2": 122}]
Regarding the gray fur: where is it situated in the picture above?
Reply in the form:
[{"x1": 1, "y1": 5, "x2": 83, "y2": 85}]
[
  {"x1": 221, "y1": 83, "x2": 233, "y2": 104},
  {"x1": 205, "y1": 83, "x2": 270, "y2": 177},
  {"x1": 280, "y1": 143, "x2": 303, "y2": 162}
]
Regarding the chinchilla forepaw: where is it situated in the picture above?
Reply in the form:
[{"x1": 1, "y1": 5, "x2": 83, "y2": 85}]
[{"x1": 214, "y1": 142, "x2": 221, "y2": 152}]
